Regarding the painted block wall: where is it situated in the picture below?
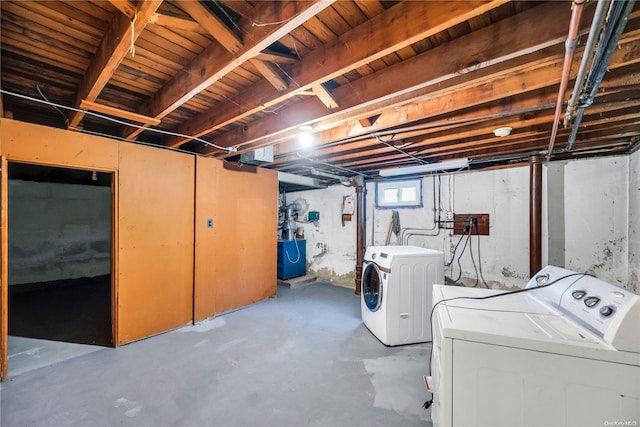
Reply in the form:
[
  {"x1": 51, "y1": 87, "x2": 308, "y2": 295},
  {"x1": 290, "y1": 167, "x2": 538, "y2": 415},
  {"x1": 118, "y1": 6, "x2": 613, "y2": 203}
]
[
  {"x1": 629, "y1": 149, "x2": 640, "y2": 293},
  {"x1": 8, "y1": 180, "x2": 111, "y2": 285},
  {"x1": 293, "y1": 154, "x2": 636, "y2": 292},
  {"x1": 547, "y1": 156, "x2": 629, "y2": 288},
  {"x1": 366, "y1": 168, "x2": 531, "y2": 288}
]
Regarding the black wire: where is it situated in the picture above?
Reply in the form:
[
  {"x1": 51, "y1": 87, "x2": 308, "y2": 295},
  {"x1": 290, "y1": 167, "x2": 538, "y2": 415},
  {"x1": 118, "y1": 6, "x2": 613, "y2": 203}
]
[
  {"x1": 444, "y1": 231, "x2": 468, "y2": 267},
  {"x1": 474, "y1": 222, "x2": 489, "y2": 288},
  {"x1": 422, "y1": 272, "x2": 591, "y2": 410},
  {"x1": 451, "y1": 224, "x2": 472, "y2": 283}
]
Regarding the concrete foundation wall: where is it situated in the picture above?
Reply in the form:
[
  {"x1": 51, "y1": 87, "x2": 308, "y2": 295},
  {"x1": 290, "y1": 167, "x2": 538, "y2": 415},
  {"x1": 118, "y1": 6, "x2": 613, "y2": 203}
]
[
  {"x1": 550, "y1": 156, "x2": 629, "y2": 288},
  {"x1": 284, "y1": 185, "x2": 357, "y2": 286},
  {"x1": 629, "y1": 149, "x2": 640, "y2": 293},
  {"x1": 8, "y1": 180, "x2": 111, "y2": 285},
  {"x1": 292, "y1": 153, "x2": 636, "y2": 292}
]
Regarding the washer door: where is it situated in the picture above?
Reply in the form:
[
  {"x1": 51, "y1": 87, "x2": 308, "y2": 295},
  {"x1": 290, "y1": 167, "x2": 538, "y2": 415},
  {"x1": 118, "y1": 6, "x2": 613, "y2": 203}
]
[{"x1": 362, "y1": 262, "x2": 383, "y2": 312}]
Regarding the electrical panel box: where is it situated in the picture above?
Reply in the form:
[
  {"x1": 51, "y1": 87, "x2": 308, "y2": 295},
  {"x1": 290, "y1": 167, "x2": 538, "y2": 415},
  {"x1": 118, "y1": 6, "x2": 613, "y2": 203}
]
[
  {"x1": 308, "y1": 211, "x2": 320, "y2": 221},
  {"x1": 240, "y1": 146, "x2": 273, "y2": 165},
  {"x1": 453, "y1": 213, "x2": 490, "y2": 235}
]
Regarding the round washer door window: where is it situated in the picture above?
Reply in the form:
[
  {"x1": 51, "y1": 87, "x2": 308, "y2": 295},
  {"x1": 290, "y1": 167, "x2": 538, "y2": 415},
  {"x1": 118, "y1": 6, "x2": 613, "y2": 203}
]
[{"x1": 362, "y1": 262, "x2": 383, "y2": 311}]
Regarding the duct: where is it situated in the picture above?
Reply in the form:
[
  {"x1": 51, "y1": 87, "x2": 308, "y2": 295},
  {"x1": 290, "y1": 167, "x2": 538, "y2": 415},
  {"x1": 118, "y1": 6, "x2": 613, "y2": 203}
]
[
  {"x1": 564, "y1": 0, "x2": 612, "y2": 127},
  {"x1": 546, "y1": 0, "x2": 586, "y2": 160},
  {"x1": 566, "y1": 0, "x2": 636, "y2": 151}
]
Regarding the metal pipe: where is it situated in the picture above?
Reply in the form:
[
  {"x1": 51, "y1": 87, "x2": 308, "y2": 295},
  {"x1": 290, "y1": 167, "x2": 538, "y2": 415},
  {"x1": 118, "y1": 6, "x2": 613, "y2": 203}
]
[
  {"x1": 547, "y1": 0, "x2": 586, "y2": 160},
  {"x1": 529, "y1": 156, "x2": 543, "y2": 277},
  {"x1": 354, "y1": 175, "x2": 366, "y2": 295},
  {"x1": 564, "y1": 0, "x2": 611, "y2": 127},
  {"x1": 566, "y1": 0, "x2": 636, "y2": 151}
]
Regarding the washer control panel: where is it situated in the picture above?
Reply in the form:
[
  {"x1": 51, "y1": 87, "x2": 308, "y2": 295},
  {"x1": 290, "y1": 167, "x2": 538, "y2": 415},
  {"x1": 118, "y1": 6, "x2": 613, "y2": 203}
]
[{"x1": 528, "y1": 265, "x2": 640, "y2": 352}]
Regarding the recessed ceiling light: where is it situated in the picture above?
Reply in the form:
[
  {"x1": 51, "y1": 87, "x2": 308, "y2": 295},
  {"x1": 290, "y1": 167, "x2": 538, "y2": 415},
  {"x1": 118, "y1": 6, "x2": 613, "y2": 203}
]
[{"x1": 493, "y1": 127, "x2": 513, "y2": 137}]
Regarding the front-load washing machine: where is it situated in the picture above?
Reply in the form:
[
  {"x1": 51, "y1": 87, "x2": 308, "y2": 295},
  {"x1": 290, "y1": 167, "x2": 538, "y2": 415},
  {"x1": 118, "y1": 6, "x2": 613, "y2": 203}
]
[{"x1": 361, "y1": 245, "x2": 444, "y2": 346}]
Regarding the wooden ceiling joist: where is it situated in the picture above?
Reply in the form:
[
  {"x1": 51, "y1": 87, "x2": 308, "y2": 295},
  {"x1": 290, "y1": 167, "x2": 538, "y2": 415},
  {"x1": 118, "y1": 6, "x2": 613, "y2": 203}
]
[
  {"x1": 165, "y1": 0, "x2": 509, "y2": 148},
  {"x1": 67, "y1": 0, "x2": 163, "y2": 129},
  {"x1": 79, "y1": 99, "x2": 161, "y2": 125},
  {"x1": 202, "y1": 1, "x2": 581, "y2": 154},
  {"x1": 122, "y1": 0, "x2": 336, "y2": 141}
]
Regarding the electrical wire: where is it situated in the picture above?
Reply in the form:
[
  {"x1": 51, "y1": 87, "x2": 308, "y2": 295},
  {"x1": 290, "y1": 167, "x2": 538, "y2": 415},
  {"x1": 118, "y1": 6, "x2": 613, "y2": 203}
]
[
  {"x1": 468, "y1": 222, "x2": 480, "y2": 288},
  {"x1": 284, "y1": 238, "x2": 301, "y2": 264},
  {"x1": 36, "y1": 85, "x2": 68, "y2": 127},
  {"x1": 422, "y1": 272, "x2": 591, "y2": 410},
  {"x1": 0, "y1": 89, "x2": 235, "y2": 152},
  {"x1": 453, "y1": 230, "x2": 471, "y2": 282},
  {"x1": 475, "y1": 222, "x2": 489, "y2": 287}
]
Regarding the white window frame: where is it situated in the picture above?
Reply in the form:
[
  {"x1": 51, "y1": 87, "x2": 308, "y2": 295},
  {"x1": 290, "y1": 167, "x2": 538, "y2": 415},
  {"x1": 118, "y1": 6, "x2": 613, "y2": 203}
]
[{"x1": 375, "y1": 179, "x2": 423, "y2": 208}]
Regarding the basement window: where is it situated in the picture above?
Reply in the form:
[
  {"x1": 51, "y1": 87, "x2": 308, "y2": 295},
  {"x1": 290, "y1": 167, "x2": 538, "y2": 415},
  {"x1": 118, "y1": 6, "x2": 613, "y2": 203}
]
[{"x1": 375, "y1": 179, "x2": 422, "y2": 208}]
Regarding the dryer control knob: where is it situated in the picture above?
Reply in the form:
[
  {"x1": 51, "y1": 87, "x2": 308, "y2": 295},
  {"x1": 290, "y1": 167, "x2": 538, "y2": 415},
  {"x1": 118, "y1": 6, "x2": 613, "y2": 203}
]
[
  {"x1": 599, "y1": 305, "x2": 615, "y2": 317},
  {"x1": 584, "y1": 296, "x2": 600, "y2": 308},
  {"x1": 572, "y1": 290, "x2": 587, "y2": 300}
]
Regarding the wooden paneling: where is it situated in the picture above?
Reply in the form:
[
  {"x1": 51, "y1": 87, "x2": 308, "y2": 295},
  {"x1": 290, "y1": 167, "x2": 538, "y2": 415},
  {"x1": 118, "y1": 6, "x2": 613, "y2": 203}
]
[
  {"x1": 193, "y1": 156, "x2": 218, "y2": 321},
  {"x1": 194, "y1": 158, "x2": 277, "y2": 319},
  {"x1": 0, "y1": 118, "x2": 118, "y2": 170},
  {"x1": 117, "y1": 142, "x2": 194, "y2": 344},
  {"x1": 1, "y1": 156, "x2": 7, "y2": 381}
]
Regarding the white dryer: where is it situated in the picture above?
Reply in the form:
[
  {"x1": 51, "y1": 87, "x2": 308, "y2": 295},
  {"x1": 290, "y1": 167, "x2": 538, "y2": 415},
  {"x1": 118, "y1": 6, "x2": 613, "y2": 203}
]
[
  {"x1": 427, "y1": 265, "x2": 640, "y2": 427},
  {"x1": 361, "y1": 245, "x2": 444, "y2": 346}
]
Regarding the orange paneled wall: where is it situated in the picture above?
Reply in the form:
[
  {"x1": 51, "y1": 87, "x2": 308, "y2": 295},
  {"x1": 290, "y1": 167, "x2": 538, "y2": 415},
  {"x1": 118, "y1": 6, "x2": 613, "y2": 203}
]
[
  {"x1": 194, "y1": 158, "x2": 277, "y2": 320},
  {"x1": 117, "y1": 142, "x2": 194, "y2": 344}
]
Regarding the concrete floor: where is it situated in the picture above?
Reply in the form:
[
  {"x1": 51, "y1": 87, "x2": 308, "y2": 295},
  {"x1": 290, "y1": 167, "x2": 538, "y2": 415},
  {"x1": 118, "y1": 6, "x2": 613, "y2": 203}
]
[{"x1": 1, "y1": 282, "x2": 433, "y2": 427}]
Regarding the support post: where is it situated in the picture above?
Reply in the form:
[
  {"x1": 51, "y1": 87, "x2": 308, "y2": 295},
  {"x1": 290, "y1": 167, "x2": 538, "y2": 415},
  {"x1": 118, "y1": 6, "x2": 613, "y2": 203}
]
[
  {"x1": 529, "y1": 156, "x2": 543, "y2": 277},
  {"x1": 354, "y1": 176, "x2": 366, "y2": 295}
]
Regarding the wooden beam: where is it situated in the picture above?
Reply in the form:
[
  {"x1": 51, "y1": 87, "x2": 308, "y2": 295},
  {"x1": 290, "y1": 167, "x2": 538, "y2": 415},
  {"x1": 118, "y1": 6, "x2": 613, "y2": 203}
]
[
  {"x1": 205, "y1": 3, "x2": 636, "y2": 157},
  {"x1": 165, "y1": 0, "x2": 508, "y2": 148},
  {"x1": 177, "y1": 1, "x2": 243, "y2": 53},
  {"x1": 250, "y1": 59, "x2": 289, "y2": 91},
  {"x1": 123, "y1": 0, "x2": 335, "y2": 140},
  {"x1": 108, "y1": 0, "x2": 136, "y2": 20},
  {"x1": 359, "y1": 115, "x2": 381, "y2": 128},
  {"x1": 218, "y1": 33, "x2": 640, "y2": 159},
  {"x1": 203, "y1": 1, "x2": 581, "y2": 153},
  {"x1": 312, "y1": 84, "x2": 339, "y2": 109},
  {"x1": 256, "y1": 49, "x2": 300, "y2": 64},
  {"x1": 79, "y1": 100, "x2": 162, "y2": 125},
  {"x1": 68, "y1": 0, "x2": 163, "y2": 128},
  {"x1": 148, "y1": 13, "x2": 205, "y2": 34}
]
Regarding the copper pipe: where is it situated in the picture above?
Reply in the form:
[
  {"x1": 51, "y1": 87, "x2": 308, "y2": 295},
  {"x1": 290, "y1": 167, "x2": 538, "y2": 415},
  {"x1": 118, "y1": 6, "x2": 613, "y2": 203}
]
[
  {"x1": 354, "y1": 176, "x2": 366, "y2": 295},
  {"x1": 529, "y1": 156, "x2": 543, "y2": 277},
  {"x1": 547, "y1": 0, "x2": 586, "y2": 160}
]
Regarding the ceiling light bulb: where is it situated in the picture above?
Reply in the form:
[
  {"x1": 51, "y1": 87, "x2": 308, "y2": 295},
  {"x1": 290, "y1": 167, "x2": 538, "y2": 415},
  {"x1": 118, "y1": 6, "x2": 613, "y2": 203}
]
[
  {"x1": 493, "y1": 127, "x2": 513, "y2": 137},
  {"x1": 298, "y1": 125, "x2": 313, "y2": 147}
]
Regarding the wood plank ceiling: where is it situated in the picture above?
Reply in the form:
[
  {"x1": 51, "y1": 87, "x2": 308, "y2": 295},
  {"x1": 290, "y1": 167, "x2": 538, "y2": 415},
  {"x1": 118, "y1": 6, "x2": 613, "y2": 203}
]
[{"x1": 2, "y1": 0, "x2": 639, "y2": 182}]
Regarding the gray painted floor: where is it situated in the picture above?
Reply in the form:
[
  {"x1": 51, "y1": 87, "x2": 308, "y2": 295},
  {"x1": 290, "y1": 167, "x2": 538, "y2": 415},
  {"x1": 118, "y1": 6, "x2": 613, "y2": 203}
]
[{"x1": 1, "y1": 282, "x2": 433, "y2": 426}]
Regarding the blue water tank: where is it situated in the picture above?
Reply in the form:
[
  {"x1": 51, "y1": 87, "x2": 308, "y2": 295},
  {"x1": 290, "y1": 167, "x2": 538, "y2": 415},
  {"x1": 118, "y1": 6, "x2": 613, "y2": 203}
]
[{"x1": 277, "y1": 240, "x2": 306, "y2": 280}]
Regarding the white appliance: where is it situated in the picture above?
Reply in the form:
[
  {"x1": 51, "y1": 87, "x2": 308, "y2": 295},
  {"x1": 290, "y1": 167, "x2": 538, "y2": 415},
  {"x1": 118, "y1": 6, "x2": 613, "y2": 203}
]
[
  {"x1": 361, "y1": 245, "x2": 444, "y2": 346},
  {"x1": 427, "y1": 265, "x2": 640, "y2": 427}
]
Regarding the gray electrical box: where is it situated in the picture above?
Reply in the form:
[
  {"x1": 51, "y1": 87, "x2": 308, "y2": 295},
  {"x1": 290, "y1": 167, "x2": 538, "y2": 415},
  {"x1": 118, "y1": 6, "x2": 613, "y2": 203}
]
[{"x1": 240, "y1": 146, "x2": 274, "y2": 165}]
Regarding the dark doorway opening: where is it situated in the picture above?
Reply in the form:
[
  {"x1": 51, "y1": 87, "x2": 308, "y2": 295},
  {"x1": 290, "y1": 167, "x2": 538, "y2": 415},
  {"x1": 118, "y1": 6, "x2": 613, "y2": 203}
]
[{"x1": 7, "y1": 163, "x2": 113, "y2": 347}]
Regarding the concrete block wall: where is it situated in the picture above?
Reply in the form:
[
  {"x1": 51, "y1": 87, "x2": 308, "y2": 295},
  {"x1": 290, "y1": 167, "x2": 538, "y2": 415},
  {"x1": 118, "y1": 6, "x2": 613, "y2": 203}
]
[
  {"x1": 551, "y1": 156, "x2": 629, "y2": 288},
  {"x1": 290, "y1": 152, "x2": 637, "y2": 292},
  {"x1": 629, "y1": 149, "x2": 640, "y2": 293},
  {"x1": 8, "y1": 180, "x2": 111, "y2": 285}
]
